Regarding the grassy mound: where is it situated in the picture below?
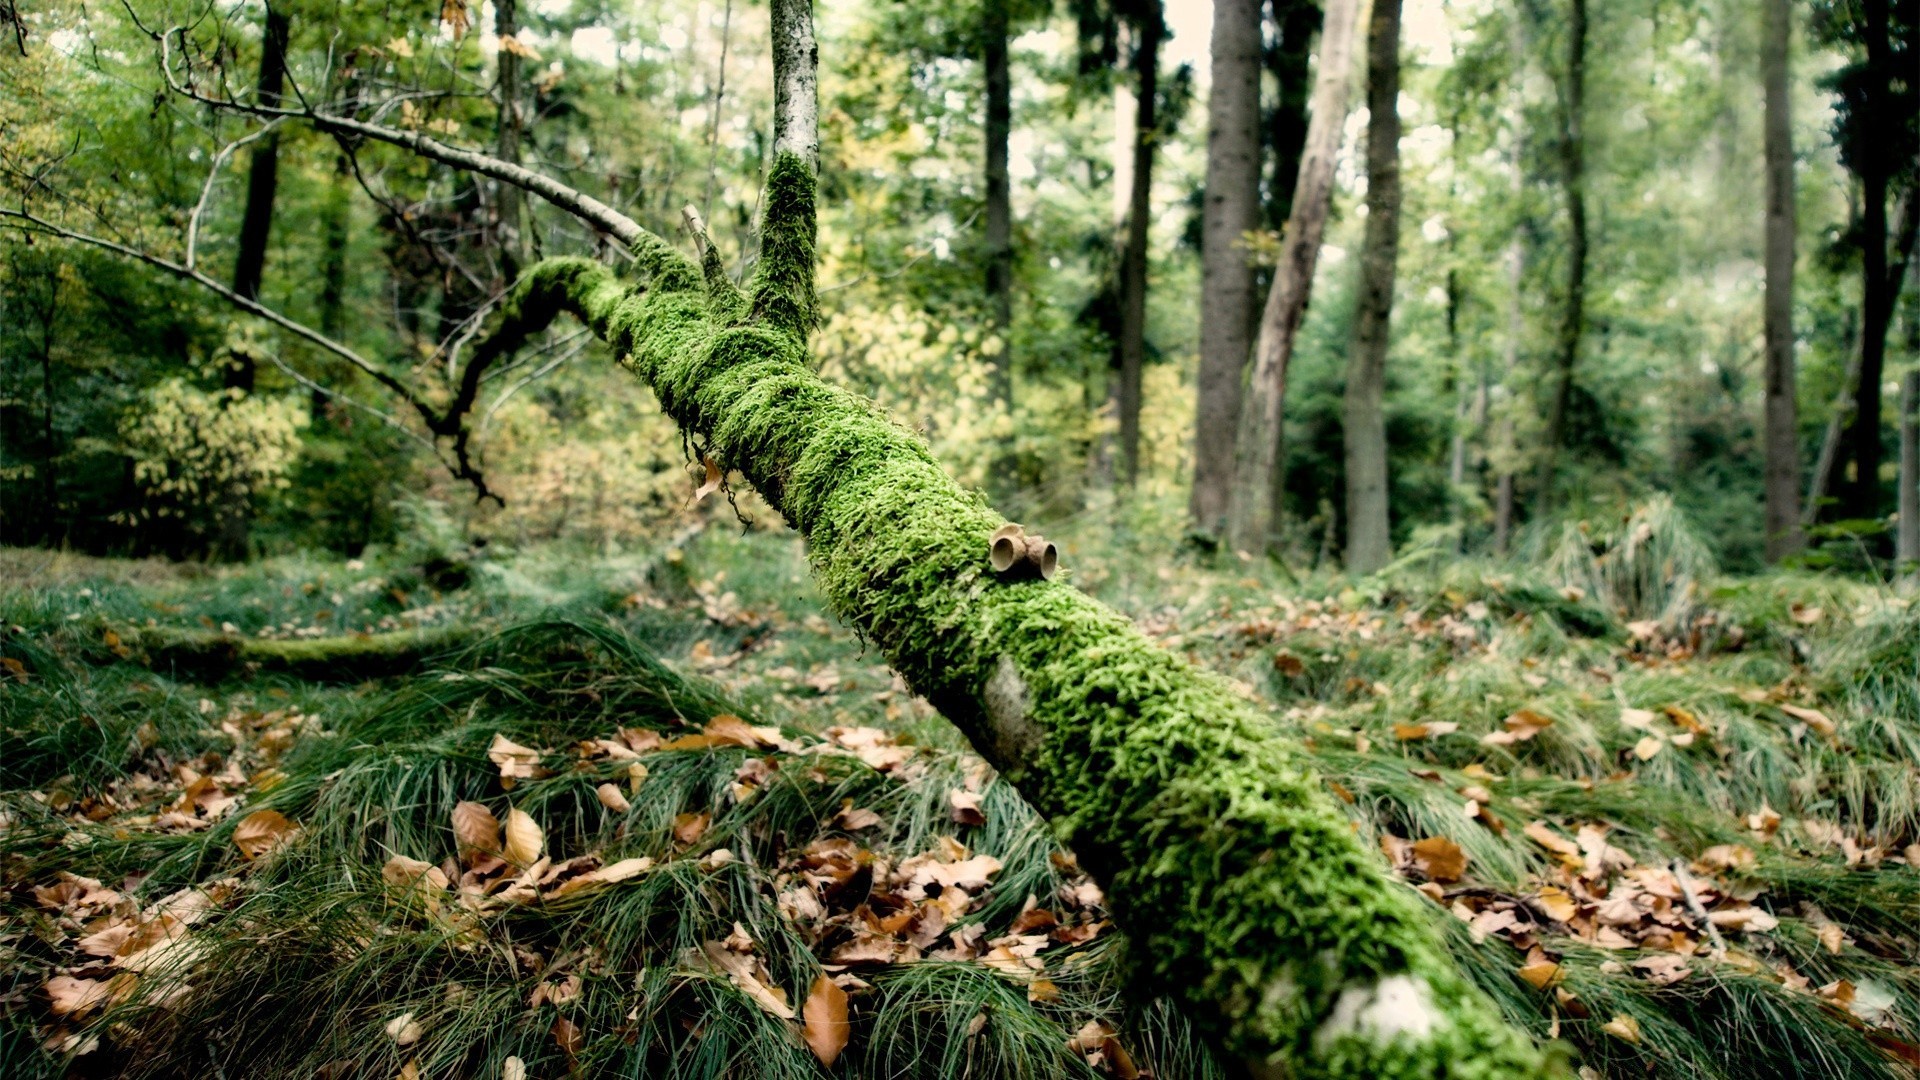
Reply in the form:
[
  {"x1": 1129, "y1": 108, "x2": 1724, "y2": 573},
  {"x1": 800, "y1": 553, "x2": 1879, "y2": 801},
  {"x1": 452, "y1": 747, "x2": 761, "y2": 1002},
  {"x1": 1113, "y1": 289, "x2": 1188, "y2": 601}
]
[{"x1": 1, "y1": 525, "x2": 1916, "y2": 1079}]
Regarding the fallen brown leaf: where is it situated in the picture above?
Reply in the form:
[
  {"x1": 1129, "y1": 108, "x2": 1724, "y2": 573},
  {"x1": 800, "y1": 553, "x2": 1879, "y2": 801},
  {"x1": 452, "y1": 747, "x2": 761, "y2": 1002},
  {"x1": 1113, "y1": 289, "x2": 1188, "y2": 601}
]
[
  {"x1": 1411, "y1": 836, "x2": 1468, "y2": 883},
  {"x1": 801, "y1": 974, "x2": 850, "y2": 1066},
  {"x1": 502, "y1": 807, "x2": 544, "y2": 868},
  {"x1": 233, "y1": 808, "x2": 296, "y2": 861},
  {"x1": 451, "y1": 801, "x2": 500, "y2": 857}
]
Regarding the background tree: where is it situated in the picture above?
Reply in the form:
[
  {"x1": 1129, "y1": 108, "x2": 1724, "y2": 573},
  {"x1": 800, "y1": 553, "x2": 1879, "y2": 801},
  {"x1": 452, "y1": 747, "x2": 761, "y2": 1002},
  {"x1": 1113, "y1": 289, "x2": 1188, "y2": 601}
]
[
  {"x1": 1762, "y1": 0, "x2": 1803, "y2": 561},
  {"x1": 1341, "y1": 0, "x2": 1402, "y2": 573}
]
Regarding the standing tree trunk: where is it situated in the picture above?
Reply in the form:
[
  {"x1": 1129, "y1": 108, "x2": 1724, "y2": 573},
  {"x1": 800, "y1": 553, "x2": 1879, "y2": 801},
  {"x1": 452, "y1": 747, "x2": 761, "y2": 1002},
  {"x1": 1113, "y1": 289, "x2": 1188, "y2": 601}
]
[
  {"x1": 984, "y1": 0, "x2": 1014, "y2": 409},
  {"x1": 1842, "y1": 0, "x2": 1895, "y2": 522},
  {"x1": 1226, "y1": 0, "x2": 1363, "y2": 555},
  {"x1": 215, "y1": 7, "x2": 290, "y2": 562},
  {"x1": 495, "y1": 0, "x2": 531, "y2": 280},
  {"x1": 1762, "y1": 0, "x2": 1803, "y2": 560},
  {"x1": 1266, "y1": 0, "x2": 1324, "y2": 231},
  {"x1": 1900, "y1": 368, "x2": 1919, "y2": 571},
  {"x1": 1114, "y1": 8, "x2": 1162, "y2": 487},
  {"x1": 1341, "y1": 0, "x2": 1402, "y2": 574},
  {"x1": 1189, "y1": 0, "x2": 1263, "y2": 535},
  {"x1": 227, "y1": 7, "x2": 291, "y2": 393},
  {"x1": 1534, "y1": 0, "x2": 1586, "y2": 518}
]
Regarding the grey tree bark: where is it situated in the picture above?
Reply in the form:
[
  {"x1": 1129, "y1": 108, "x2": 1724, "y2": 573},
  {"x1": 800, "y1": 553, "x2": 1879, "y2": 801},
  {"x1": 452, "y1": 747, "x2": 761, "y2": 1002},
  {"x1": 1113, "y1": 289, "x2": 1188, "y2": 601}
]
[
  {"x1": 226, "y1": 7, "x2": 291, "y2": 395},
  {"x1": 1761, "y1": 0, "x2": 1803, "y2": 561},
  {"x1": 1225, "y1": 0, "x2": 1363, "y2": 554},
  {"x1": 494, "y1": 0, "x2": 531, "y2": 279},
  {"x1": 1188, "y1": 0, "x2": 1263, "y2": 535},
  {"x1": 1341, "y1": 0, "x2": 1401, "y2": 574},
  {"x1": 984, "y1": 0, "x2": 1014, "y2": 408},
  {"x1": 1533, "y1": 0, "x2": 1586, "y2": 518},
  {"x1": 1114, "y1": 8, "x2": 1163, "y2": 487}
]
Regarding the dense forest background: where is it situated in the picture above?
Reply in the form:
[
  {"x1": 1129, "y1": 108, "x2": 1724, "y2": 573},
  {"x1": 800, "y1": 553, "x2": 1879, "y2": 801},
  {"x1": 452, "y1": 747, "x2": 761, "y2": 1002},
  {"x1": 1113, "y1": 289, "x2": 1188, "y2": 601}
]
[{"x1": 2, "y1": 0, "x2": 1913, "y2": 576}]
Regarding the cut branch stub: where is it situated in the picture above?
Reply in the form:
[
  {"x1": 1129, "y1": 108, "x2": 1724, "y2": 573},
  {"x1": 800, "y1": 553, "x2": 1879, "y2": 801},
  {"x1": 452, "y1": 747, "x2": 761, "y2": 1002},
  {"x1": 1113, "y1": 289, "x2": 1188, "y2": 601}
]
[{"x1": 989, "y1": 524, "x2": 1057, "y2": 580}]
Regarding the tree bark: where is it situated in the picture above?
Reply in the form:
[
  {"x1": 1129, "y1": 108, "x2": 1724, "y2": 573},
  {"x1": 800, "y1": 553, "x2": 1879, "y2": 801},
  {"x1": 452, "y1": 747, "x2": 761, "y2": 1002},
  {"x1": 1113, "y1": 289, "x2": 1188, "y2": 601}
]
[
  {"x1": 1900, "y1": 368, "x2": 1919, "y2": 570},
  {"x1": 1189, "y1": 0, "x2": 1263, "y2": 535},
  {"x1": 1761, "y1": 0, "x2": 1802, "y2": 561},
  {"x1": 1226, "y1": 0, "x2": 1363, "y2": 555},
  {"x1": 1534, "y1": 0, "x2": 1586, "y2": 518},
  {"x1": 1492, "y1": 239, "x2": 1523, "y2": 555},
  {"x1": 1806, "y1": 193, "x2": 1918, "y2": 524},
  {"x1": 984, "y1": 0, "x2": 1014, "y2": 408},
  {"x1": 1266, "y1": 0, "x2": 1323, "y2": 231},
  {"x1": 1341, "y1": 0, "x2": 1401, "y2": 574},
  {"x1": 227, "y1": 8, "x2": 290, "y2": 394},
  {"x1": 494, "y1": 0, "x2": 531, "y2": 280},
  {"x1": 1114, "y1": 9, "x2": 1162, "y2": 487},
  {"x1": 1841, "y1": 0, "x2": 1895, "y2": 522}
]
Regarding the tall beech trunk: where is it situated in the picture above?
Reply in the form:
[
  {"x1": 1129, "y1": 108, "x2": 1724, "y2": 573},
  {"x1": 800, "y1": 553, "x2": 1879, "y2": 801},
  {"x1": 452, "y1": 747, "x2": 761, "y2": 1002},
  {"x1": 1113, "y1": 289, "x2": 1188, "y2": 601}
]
[
  {"x1": 227, "y1": 8, "x2": 290, "y2": 394},
  {"x1": 1900, "y1": 368, "x2": 1919, "y2": 570},
  {"x1": 1807, "y1": 194, "x2": 1919, "y2": 524},
  {"x1": 1492, "y1": 239, "x2": 1524, "y2": 554},
  {"x1": 1266, "y1": 0, "x2": 1323, "y2": 231},
  {"x1": 495, "y1": 0, "x2": 530, "y2": 279},
  {"x1": 984, "y1": 0, "x2": 1014, "y2": 408},
  {"x1": 1534, "y1": 0, "x2": 1586, "y2": 517},
  {"x1": 1189, "y1": 0, "x2": 1263, "y2": 535},
  {"x1": 438, "y1": 3, "x2": 1550, "y2": 1072},
  {"x1": 1841, "y1": 0, "x2": 1894, "y2": 521},
  {"x1": 1341, "y1": 0, "x2": 1401, "y2": 574},
  {"x1": 1761, "y1": 0, "x2": 1802, "y2": 560},
  {"x1": 1225, "y1": 0, "x2": 1362, "y2": 555},
  {"x1": 1114, "y1": 10, "x2": 1162, "y2": 487}
]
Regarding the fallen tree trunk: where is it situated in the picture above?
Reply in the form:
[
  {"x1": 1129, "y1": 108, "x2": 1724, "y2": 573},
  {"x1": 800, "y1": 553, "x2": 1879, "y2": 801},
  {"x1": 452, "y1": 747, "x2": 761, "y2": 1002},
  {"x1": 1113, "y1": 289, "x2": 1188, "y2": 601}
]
[
  {"x1": 132, "y1": 624, "x2": 472, "y2": 681},
  {"x1": 477, "y1": 183, "x2": 1550, "y2": 1080}
]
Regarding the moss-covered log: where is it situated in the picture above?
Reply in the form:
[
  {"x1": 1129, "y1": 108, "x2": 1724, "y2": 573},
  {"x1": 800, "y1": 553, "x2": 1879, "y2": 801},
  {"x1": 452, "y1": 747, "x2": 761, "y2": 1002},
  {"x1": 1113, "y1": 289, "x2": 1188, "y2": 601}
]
[
  {"x1": 480, "y1": 147, "x2": 1555, "y2": 1077},
  {"x1": 132, "y1": 625, "x2": 470, "y2": 681}
]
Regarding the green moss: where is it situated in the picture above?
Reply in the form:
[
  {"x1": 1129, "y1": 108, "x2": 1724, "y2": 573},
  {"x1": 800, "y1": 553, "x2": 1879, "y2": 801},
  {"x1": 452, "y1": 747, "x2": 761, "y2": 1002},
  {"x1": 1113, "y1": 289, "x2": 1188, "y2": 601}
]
[{"x1": 481, "y1": 164, "x2": 1559, "y2": 1077}]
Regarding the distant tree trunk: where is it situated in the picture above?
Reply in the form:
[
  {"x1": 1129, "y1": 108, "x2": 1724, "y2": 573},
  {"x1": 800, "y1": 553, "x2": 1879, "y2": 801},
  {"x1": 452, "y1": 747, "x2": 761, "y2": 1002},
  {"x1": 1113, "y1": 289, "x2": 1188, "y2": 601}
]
[
  {"x1": 1188, "y1": 0, "x2": 1263, "y2": 535},
  {"x1": 313, "y1": 155, "x2": 351, "y2": 419},
  {"x1": 1534, "y1": 0, "x2": 1586, "y2": 518},
  {"x1": 36, "y1": 269, "x2": 58, "y2": 543},
  {"x1": 984, "y1": 0, "x2": 1014, "y2": 408},
  {"x1": 215, "y1": 7, "x2": 290, "y2": 562},
  {"x1": 1841, "y1": 0, "x2": 1895, "y2": 521},
  {"x1": 1900, "y1": 368, "x2": 1919, "y2": 570},
  {"x1": 495, "y1": 0, "x2": 531, "y2": 280},
  {"x1": 1762, "y1": 0, "x2": 1803, "y2": 561},
  {"x1": 1266, "y1": 0, "x2": 1323, "y2": 231},
  {"x1": 1342, "y1": 0, "x2": 1401, "y2": 574},
  {"x1": 1808, "y1": 193, "x2": 1918, "y2": 524},
  {"x1": 226, "y1": 8, "x2": 290, "y2": 394},
  {"x1": 1114, "y1": 9, "x2": 1162, "y2": 487},
  {"x1": 1226, "y1": 0, "x2": 1362, "y2": 554}
]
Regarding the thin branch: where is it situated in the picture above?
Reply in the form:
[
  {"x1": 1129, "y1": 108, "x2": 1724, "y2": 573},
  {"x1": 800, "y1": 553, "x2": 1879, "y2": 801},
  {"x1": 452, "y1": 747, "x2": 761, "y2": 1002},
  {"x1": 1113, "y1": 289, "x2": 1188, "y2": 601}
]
[{"x1": 186, "y1": 118, "x2": 285, "y2": 271}]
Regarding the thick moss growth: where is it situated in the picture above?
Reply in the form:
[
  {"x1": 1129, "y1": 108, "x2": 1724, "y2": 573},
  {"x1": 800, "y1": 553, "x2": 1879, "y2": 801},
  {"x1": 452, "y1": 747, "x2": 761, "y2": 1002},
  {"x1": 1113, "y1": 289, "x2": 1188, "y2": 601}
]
[{"x1": 486, "y1": 153, "x2": 1557, "y2": 1079}]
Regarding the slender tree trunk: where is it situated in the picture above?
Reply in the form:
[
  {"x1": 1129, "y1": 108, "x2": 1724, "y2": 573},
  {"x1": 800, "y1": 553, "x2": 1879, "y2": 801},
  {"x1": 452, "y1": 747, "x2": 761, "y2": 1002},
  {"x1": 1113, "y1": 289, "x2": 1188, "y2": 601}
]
[
  {"x1": 1341, "y1": 0, "x2": 1401, "y2": 574},
  {"x1": 702, "y1": 0, "x2": 733, "y2": 220},
  {"x1": 1189, "y1": 0, "x2": 1263, "y2": 535},
  {"x1": 1115, "y1": 10, "x2": 1162, "y2": 487},
  {"x1": 1761, "y1": 0, "x2": 1802, "y2": 560},
  {"x1": 313, "y1": 155, "x2": 352, "y2": 419},
  {"x1": 214, "y1": 7, "x2": 289, "y2": 562},
  {"x1": 1534, "y1": 0, "x2": 1586, "y2": 518},
  {"x1": 1900, "y1": 368, "x2": 1919, "y2": 570},
  {"x1": 495, "y1": 0, "x2": 530, "y2": 279},
  {"x1": 1808, "y1": 193, "x2": 1918, "y2": 524},
  {"x1": 984, "y1": 0, "x2": 1014, "y2": 409},
  {"x1": 1266, "y1": 0, "x2": 1323, "y2": 231},
  {"x1": 37, "y1": 272, "x2": 57, "y2": 543},
  {"x1": 1842, "y1": 0, "x2": 1894, "y2": 522},
  {"x1": 1226, "y1": 0, "x2": 1363, "y2": 554}
]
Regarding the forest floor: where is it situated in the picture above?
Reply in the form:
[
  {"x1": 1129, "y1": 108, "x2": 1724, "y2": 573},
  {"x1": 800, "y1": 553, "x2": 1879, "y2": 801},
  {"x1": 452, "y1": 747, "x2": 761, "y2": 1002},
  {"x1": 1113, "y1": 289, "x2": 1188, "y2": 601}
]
[{"x1": 2, "y1": 504, "x2": 1918, "y2": 1080}]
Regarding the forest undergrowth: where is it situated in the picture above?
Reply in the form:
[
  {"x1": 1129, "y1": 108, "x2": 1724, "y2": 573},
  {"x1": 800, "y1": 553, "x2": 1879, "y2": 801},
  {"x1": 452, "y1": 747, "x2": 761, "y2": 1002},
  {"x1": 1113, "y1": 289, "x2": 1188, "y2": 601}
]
[{"x1": 2, "y1": 500, "x2": 1917, "y2": 1080}]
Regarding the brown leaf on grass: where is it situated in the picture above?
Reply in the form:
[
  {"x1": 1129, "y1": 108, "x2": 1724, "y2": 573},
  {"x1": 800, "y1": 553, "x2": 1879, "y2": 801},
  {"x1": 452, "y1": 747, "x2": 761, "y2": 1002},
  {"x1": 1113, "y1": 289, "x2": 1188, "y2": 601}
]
[
  {"x1": 1602, "y1": 1014, "x2": 1641, "y2": 1043},
  {"x1": 1778, "y1": 704, "x2": 1837, "y2": 739},
  {"x1": 1411, "y1": 836, "x2": 1468, "y2": 883},
  {"x1": 1817, "y1": 922, "x2": 1849, "y2": 955},
  {"x1": 694, "y1": 454, "x2": 724, "y2": 502},
  {"x1": 1633, "y1": 735, "x2": 1666, "y2": 760},
  {"x1": 1065, "y1": 1019, "x2": 1141, "y2": 1079},
  {"x1": 948, "y1": 789, "x2": 986, "y2": 826},
  {"x1": 451, "y1": 801, "x2": 500, "y2": 857},
  {"x1": 385, "y1": 1011, "x2": 422, "y2": 1046},
  {"x1": 833, "y1": 803, "x2": 883, "y2": 830},
  {"x1": 551, "y1": 1015, "x2": 584, "y2": 1057},
  {"x1": 233, "y1": 808, "x2": 296, "y2": 860},
  {"x1": 700, "y1": 941, "x2": 795, "y2": 1018},
  {"x1": 1619, "y1": 707, "x2": 1658, "y2": 730},
  {"x1": 488, "y1": 734, "x2": 544, "y2": 786},
  {"x1": 595, "y1": 784, "x2": 631, "y2": 813},
  {"x1": 502, "y1": 808, "x2": 544, "y2": 868},
  {"x1": 802, "y1": 974, "x2": 850, "y2": 1066},
  {"x1": 673, "y1": 812, "x2": 711, "y2": 846},
  {"x1": 1663, "y1": 705, "x2": 1708, "y2": 736},
  {"x1": 383, "y1": 855, "x2": 451, "y2": 908},
  {"x1": 1533, "y1": 885, "x2": 1578, "y2": 924},
  {"x1": 1517, "y1": 959, "x2": 1563, "y2": 990},
  {"x1": 45, "y1": 975, "x2": 112, "y2": 1018},
  {"x1": 1632, "y1": 955, "x2": 1691, "y2": 985},
  {"x1": 1482, "y1": 708, "x2": 1554, "y2": 746},
  {"x1": 1394, "y1": 721, "x2": 1459, "y2": 741},
  {"x1": 1789, "y1": 603, "x2": 1823, "y2": 625}
]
